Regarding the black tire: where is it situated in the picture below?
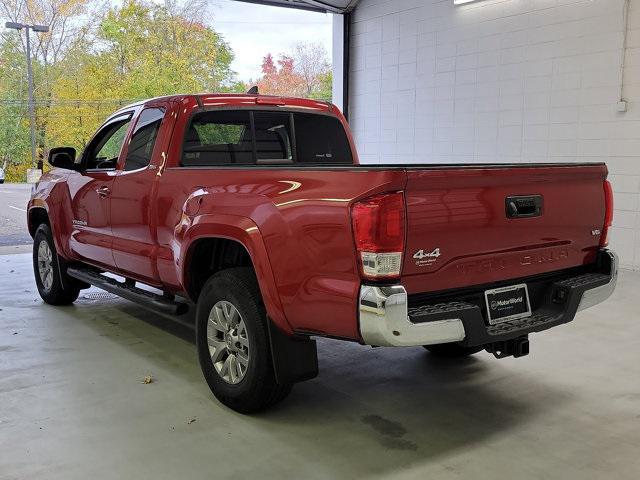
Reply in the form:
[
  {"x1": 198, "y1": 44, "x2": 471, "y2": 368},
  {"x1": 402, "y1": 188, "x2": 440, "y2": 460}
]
[
  {"x1": 33, "y1": 224, "x2": 80, "y2": 305},
  {"x1": 196, "y1": 267, "x2": 292, "y2": 413},
  {"x1": 424, "y1": 343, "x2": 484, "y2": 358}
]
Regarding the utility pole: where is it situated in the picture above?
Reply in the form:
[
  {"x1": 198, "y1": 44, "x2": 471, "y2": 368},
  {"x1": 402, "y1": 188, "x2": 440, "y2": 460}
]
[{"x1": 5, "y1": 22, "x2": 49, "y2": 168}]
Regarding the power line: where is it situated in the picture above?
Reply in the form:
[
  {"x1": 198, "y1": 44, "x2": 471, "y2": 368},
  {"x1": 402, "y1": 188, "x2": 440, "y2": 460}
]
[
  {"x1": 214, "y1": 20, "x2": 326, "y2": 24},
  {"x1": 0, "y1": 99, "x2": 141, "y2": 106}
]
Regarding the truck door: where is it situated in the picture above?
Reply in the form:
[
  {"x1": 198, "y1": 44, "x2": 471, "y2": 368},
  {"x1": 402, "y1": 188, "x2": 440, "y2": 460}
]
[
  {"x1": 110, "y1": 105, "x2": 172, "y2": 284},
  {"x1": 67, "y1": 113, "x2": 133, "y2": 268}
]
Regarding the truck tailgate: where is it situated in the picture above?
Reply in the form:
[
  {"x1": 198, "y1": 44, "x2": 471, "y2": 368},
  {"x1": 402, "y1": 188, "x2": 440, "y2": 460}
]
[{"x1": 401, "y1": 164, "x2": 607, "y2": 294}]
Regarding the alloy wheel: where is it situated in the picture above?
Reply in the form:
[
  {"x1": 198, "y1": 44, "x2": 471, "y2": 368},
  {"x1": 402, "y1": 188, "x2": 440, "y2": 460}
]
[
  {"x1": 207, "y1": 300, "x2": 250, "y2": 384},
  {"x1": 37, "y1": 240, "x2": 54, "y2": 292}
]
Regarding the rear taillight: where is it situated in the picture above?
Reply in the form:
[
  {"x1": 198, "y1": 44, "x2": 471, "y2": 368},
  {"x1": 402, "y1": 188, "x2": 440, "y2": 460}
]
[
  {"x1": 351, "y1": 192, "x2": 406, "y2": 280},
  {"x1": 601, "y1": 180, "x2": 614, "y2": 247}
]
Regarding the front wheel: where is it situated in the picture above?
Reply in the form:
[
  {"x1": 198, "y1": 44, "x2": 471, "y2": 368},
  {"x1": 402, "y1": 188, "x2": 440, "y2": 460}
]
[
  {"x1": 195, "y1": 268, "x2": 292, "y2": 413},
  {"x1": 423, "y1": 343, "x2": 484, "y2": 358},
  {"x1": 33, "y1": 224, "x2": 80, "y2": 305}
]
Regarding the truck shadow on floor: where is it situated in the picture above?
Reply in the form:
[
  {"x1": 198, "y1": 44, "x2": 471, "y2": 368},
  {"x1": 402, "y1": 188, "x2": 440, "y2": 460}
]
[{"x1": 73, "y1": 296, "x2": 573, "y2": 477}]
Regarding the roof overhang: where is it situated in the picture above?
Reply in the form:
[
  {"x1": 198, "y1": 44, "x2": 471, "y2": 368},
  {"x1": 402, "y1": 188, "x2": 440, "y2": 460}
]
[{"x1": 231, "y1": 0, "x2": 358, "y2": 14}]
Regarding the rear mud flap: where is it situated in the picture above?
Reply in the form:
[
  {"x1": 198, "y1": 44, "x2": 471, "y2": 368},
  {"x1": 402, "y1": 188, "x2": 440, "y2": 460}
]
[{"x1": 267, "y1": 319, "x2": 318, "y2": 385}]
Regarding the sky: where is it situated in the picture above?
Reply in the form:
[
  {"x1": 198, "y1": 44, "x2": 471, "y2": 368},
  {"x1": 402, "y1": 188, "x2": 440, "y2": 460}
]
[{"x1": 208, "y1": 0, "x2": 333, "y2": 82}]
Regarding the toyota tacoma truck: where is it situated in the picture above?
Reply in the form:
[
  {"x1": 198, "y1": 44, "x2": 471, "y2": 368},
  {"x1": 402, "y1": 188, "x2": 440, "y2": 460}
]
[{"x1": 28, "y1": 93, "x2": 617, "y2": 413}]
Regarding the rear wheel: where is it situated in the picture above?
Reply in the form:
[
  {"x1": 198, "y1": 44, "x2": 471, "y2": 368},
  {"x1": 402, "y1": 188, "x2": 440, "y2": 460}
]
[
  {"x1": 33, "y1": 224, "x2": 80, "y2": 305},
  {"x1": 423, "y1": 343, "x2": 483, "y2": 358},
  {"x1": 196, "y1": 268, "x2": 292, "y2": 413}
]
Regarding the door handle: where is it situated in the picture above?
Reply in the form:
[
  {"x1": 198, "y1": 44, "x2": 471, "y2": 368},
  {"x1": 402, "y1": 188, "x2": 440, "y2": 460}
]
[
  {"x1": 505, "y1": 195, "x2": 543, "y2": 218},
  {"x1": 96, "y1": 186, "x2": 111, "y2": 198}
]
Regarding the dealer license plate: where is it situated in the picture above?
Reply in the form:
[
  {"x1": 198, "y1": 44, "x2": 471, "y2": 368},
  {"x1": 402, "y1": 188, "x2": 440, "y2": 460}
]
[{"x1": 484, "y1": 283, "x2": 532, "y2": 325}]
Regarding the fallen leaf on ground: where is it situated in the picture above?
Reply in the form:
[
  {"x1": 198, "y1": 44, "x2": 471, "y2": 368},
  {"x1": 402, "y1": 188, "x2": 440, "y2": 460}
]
[{"x1": 141, "y1": 375, "x2": 153, "y2": 384}]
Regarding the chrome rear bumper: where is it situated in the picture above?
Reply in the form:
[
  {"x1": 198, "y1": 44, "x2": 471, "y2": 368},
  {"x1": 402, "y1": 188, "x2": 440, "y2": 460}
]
[
  {"x1": 359, "y1": 285, "x2": 466, "y2": 347},
  {"x1": 358, "y1": 250, "x2": 618, "y2": 347},
  {"x1": 577, "y1": 251, "x2": 618, "y2": 311}
]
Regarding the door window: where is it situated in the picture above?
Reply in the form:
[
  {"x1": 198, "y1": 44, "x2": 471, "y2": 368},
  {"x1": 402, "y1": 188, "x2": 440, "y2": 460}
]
[
  {"x1": 123, "y1": 108, "x2": 166, "y2": 171},
  {"x1": 84, "y1": 116, "x2": 132, "y2": 170}
]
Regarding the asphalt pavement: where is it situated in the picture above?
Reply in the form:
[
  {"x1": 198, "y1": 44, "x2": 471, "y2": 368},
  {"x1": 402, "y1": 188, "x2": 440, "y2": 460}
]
[{"x1": 0, "y1": 183, "x2": 33, "y2": 246}]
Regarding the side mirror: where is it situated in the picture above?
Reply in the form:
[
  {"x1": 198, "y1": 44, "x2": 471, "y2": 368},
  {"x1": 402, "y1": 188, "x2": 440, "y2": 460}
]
[{"x1": 48, "y1": 147, "x2": 79, "y2": 170}]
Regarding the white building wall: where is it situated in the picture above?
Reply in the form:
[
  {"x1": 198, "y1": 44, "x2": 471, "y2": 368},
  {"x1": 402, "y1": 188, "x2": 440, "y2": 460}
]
[
  {"x1": 347, "y1": 0, "x2": 640, "y2": 270},
  {"x1": 332, "y1": 14, "x2": 345, "y2": 113}
]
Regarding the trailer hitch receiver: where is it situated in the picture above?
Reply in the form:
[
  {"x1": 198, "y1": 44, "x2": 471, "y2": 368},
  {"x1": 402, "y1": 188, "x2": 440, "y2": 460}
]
[{"x1": 485, "y1": 335, "x2": 530, "y2": 359}]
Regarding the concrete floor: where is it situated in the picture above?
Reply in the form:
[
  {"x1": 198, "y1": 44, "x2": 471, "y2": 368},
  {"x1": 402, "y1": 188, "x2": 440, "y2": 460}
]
[{"x1": 1, "y1": 253, "x2": 639, "y2": 480}]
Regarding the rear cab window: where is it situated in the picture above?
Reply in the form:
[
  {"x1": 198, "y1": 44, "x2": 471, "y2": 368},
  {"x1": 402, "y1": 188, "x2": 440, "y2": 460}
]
[
  {"x1": 181, "y1": 109, "x2": 352, "y2": 167},
  {"x1": 293, "y1": 112, "x2": 352, "y2": 165}
]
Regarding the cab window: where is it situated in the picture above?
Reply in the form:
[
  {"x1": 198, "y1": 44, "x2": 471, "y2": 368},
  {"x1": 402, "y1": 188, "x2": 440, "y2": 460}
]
[
  {"x1": 182, "y1": 110, "x2": 253, "y2": 166},
  {"x1": 293, "y1": 113, "x2": 352, "y2": 164},
  {"x1": 180, "y1": 109, "x2": 352, "y2": 166}
]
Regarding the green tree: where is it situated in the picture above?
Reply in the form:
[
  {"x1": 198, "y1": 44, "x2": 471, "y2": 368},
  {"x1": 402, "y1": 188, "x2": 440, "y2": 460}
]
[
  {"x1": 311, "y1": 70, "x2": 332, "y2": 101},
  {"x1": 0, "y1": 0, "x2": 92, "y2": 180},
  {"x1": 48, "y1": 0, "x2": 240, "y2": 151},
  {"x1": 0, "y1": 31, "x2": 31, "y2": 181},
  {"x1": 98, "y1": 0, "x2": 236, "y2": 96}
]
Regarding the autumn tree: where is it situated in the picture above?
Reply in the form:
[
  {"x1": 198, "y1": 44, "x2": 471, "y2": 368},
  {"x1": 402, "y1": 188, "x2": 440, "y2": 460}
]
[
  {"x1": 254, "y1": 42, "x2": 332, "y2": 101},
  {"x1": 256, "y1": 53, "x2": 306, "y2": 97}
]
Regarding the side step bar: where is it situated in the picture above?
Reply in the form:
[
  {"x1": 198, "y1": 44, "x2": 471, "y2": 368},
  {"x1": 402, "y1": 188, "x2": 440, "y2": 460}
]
[{"x1": 67, "y1": 267, "x2": 189, "y2": 316}]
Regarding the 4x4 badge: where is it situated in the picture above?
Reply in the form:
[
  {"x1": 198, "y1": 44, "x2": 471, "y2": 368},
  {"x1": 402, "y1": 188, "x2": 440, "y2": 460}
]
[
  {"x1": 413, "y1": 248, "x2": 441, "y2": 266},
  {"x1": 414, "y1": 248, "x2": 441, "y2": 260}
]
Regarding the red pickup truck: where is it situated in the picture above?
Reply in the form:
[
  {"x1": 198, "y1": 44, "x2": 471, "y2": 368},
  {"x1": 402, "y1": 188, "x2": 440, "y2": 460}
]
[{"x1": 28, "y1": 93, "x2": 617, "y2": 413}]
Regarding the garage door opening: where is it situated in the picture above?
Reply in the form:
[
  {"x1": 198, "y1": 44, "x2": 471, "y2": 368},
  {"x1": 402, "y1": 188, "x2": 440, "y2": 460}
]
[{"x1": 215, "y1": 1, "x2": 335, "y2": 101}]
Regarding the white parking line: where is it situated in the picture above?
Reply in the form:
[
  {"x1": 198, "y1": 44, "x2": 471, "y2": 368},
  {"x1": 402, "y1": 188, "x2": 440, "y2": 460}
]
[{"x1": 8, "y1": 205, "x2": 27, "y2": 213}]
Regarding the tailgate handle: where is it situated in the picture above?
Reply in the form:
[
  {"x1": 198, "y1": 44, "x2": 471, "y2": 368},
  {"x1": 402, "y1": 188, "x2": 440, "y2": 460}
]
[{"x1": 506, "y1": 195, "x2": 543, "y2": 218}]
